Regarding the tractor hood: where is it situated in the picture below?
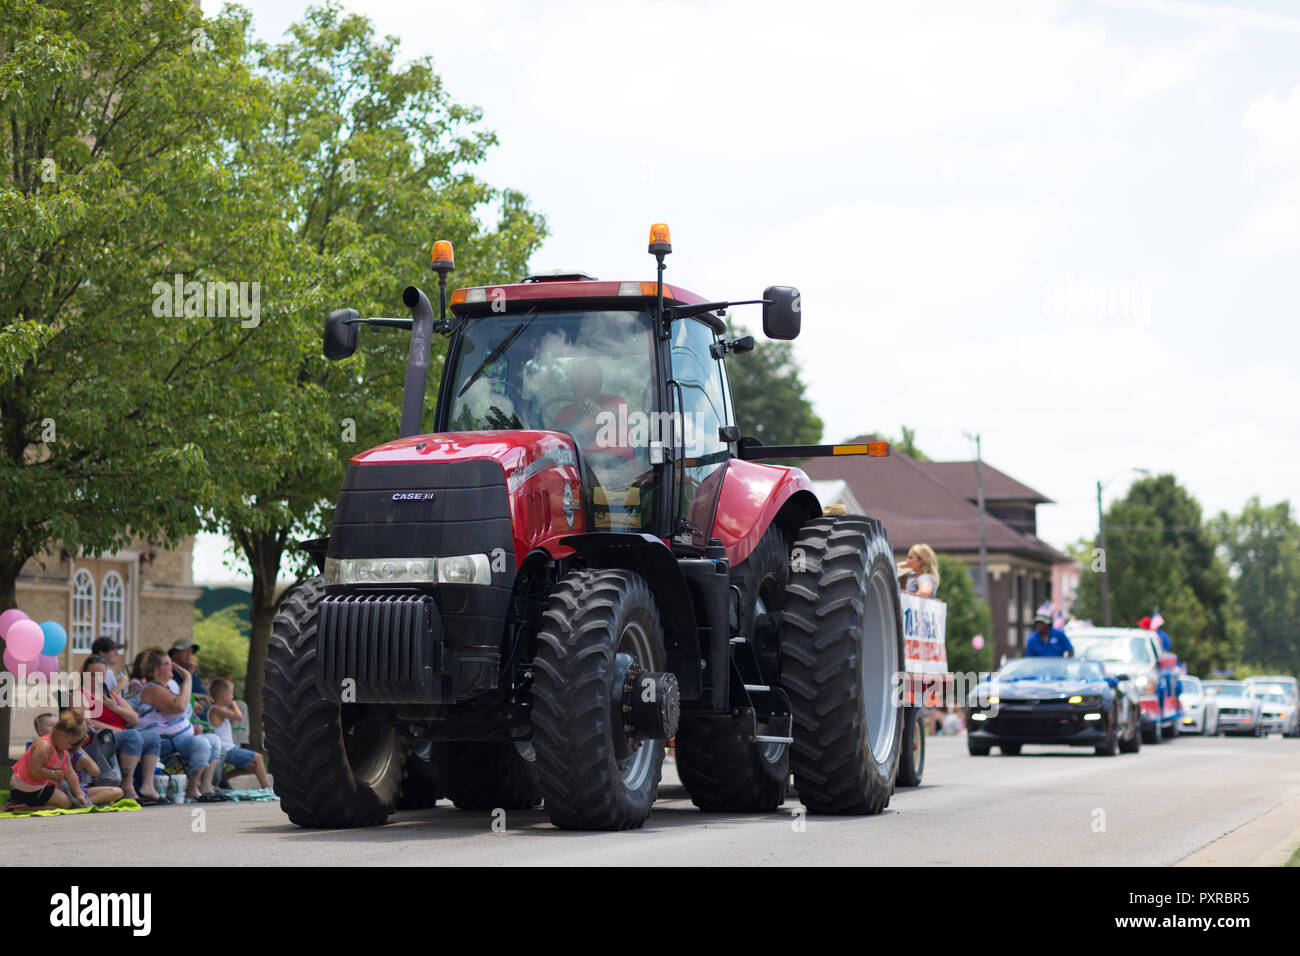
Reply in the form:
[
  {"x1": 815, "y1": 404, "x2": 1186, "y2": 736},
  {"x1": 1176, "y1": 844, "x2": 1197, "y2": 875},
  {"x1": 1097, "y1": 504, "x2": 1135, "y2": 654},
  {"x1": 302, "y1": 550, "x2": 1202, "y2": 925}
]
[{"x1": 342, "y1": 430, "x2": 587, "y2": 564}]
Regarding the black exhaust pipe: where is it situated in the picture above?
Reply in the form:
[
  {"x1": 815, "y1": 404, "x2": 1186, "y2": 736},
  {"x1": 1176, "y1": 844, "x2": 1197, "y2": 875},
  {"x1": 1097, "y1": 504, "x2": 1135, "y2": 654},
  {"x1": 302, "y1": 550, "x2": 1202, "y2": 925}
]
[{"x1": 400, "y1": 285, "x2": 435, "y2": 438}]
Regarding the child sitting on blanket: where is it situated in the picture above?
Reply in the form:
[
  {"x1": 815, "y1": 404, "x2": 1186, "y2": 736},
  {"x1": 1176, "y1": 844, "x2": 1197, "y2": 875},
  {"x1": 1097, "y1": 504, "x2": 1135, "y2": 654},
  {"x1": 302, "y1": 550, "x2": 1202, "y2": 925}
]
[
  {"x1": 207, "y1": 679, "x2": 271, "y2": 790},
  {"x1": 59, "y1": 740, "x2": 124, "y2": 807},
  {"x1": 9, "y1": 711, "x2": 92, "y2": 810}
]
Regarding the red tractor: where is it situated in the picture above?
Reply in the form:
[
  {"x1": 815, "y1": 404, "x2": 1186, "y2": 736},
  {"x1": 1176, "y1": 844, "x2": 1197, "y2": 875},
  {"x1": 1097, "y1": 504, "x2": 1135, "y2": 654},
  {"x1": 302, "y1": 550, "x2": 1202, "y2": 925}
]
[{"x1": 264, "y1": 225, "x2": 905, "y2": 829}]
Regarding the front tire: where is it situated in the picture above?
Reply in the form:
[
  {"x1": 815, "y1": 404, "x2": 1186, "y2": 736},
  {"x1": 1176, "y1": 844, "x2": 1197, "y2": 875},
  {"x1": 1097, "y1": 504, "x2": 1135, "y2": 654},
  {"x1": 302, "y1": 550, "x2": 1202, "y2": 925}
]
[
  {"x1": 264, "y1": 577, "x2": 408, "y2": 828},
  {"x1": 781, "y1": 515, "x2": 903, "y2": 814},
  {"x1": 532, "y1": 569, "x2": 666, "y2": 830},
  {"x1": 676, "y1": 524, "x2": 790, "y2": 812}
]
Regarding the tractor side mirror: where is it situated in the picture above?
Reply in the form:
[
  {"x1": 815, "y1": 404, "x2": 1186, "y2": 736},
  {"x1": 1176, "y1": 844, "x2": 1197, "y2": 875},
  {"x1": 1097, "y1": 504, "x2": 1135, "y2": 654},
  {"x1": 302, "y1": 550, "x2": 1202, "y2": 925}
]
[
  {"x1": 732, "y1": 335, "x2": 755, "y2": 354},
  {"x1": 324, "y1": 308, "x2": 359, "y2": 361},
  {"x1": 762, "y1": 286, "x2": 801, "y2": 340}
]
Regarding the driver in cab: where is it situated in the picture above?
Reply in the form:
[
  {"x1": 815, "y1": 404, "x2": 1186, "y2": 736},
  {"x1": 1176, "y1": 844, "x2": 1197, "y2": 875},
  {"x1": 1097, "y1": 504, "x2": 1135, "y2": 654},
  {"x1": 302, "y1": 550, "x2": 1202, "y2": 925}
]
[{"x1": 553, "y1": 361, "x2": 633, "y2": 461}]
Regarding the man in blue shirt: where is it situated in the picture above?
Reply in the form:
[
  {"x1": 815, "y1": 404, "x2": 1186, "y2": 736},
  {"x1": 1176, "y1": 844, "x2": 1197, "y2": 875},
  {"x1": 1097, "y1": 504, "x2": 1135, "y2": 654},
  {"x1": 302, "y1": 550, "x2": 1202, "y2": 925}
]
[{"x1": 1025, "y1": 612, "x2": 1073, "y2": 657}]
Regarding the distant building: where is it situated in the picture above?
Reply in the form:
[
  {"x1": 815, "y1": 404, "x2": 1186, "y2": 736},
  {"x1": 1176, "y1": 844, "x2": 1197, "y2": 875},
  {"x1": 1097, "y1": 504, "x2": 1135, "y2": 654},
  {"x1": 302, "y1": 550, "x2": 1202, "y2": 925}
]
[{"x1": 800, "y1": 436, "x2": 1068, "y2": 663}]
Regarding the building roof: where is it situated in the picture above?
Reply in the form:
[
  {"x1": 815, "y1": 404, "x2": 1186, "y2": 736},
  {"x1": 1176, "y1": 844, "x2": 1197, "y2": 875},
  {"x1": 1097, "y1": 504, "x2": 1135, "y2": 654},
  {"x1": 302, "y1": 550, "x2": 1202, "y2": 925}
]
[
  {"x1": 925, "y1": 460, "x2": 1052, "y2": 504},
  {"x1": 798, "y1": 435, "x2": 1067, "y2": 564}
]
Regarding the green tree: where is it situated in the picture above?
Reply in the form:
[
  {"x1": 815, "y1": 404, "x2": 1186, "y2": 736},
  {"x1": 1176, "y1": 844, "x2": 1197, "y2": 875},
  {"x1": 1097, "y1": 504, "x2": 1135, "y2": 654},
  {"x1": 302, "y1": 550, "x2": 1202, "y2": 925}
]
[
  {"x1": 724, "y1": 322, "x2": 822, "y2": 446},
  {"x1": 0, "y1": 0, "x2": 271, "y2": 748},
  {"x1": 194, "y1": 606, "x2": 251, "y2": 696},
  {"x1": 936, "y1": 554, "x2": 993, "y2": 677},
  {"x1": 1072, "y1": 475, "x2": 1243, "y2": 675},
  {"x1": 1212, "y1": 498, "x2": 1300, "y2": 677},
  {"x1": 893, "y1": 426, "x2": 930, "y2": 461},
  {"x1": 203, "y1": 4, "x2": 547, "y2": 746}
]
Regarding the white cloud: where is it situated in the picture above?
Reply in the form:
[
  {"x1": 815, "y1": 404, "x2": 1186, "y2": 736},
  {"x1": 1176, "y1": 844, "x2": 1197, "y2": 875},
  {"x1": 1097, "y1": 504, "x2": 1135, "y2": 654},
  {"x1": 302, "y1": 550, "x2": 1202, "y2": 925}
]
[{"x1": 1227, "y1": 84, "x2": 1300, "y2": 259}]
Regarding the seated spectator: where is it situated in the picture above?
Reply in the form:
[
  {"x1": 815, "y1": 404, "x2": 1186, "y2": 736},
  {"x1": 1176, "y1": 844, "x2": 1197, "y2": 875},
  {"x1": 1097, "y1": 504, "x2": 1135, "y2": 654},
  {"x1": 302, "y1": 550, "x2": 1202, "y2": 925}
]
[
  {"x1": 8, "y1": 711, "x2": 91, "y2": 810},
  {"x1": 943, "y1": 710, "x2": 965, "y2": 735},
  {"x1": 169, "y1": 639, "x2": 212, "y2": 713},
  {"x1": 136, "y1": 649, "x2": 224, "y2": 802},
  {"x1": 897, "y1": 544, "x2": 940, "y2": 597},
  {"x1": 61, "y1": 738, "x2": 124, "y2": 807},
  {"x1": 123, "y1": 649, "x2": 150, "y2": 701},
  {"x1": 207, "y1": 679, "x2": 271, "y2": 790},
  {"x1": 90, "y1": 636, "x2": 127, "y2": 692},
  {"x1": 78, "y1": 655, "x2": 164, "y2": 804}
]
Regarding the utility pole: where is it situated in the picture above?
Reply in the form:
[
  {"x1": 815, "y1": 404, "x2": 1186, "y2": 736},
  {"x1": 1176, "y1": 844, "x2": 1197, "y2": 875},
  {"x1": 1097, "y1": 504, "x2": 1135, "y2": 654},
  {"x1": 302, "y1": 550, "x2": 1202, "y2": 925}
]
[
  {"x1": 1097, "y1": 468, "x2": 1149, "y2": 628},
  {"x1": 965, "y1": 431, "x2": 989, "y2": 602},
  {"x1": 1097, "y1": 479, "x2": 1110, "y2": 626}
]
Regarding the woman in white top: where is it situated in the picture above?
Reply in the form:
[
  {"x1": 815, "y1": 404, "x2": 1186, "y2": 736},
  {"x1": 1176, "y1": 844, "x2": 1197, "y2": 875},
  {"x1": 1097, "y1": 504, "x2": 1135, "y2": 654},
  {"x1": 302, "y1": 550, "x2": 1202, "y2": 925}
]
[{"x1": 137, "y1": 649, "x2": 224, "y2": 802}]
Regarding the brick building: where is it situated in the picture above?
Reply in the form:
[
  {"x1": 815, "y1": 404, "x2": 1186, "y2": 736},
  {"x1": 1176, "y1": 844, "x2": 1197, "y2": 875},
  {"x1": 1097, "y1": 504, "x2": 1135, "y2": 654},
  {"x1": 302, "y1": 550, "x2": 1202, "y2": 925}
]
[{"x1": 800, "y1": 436, "x2": 1069, "y2": 664}]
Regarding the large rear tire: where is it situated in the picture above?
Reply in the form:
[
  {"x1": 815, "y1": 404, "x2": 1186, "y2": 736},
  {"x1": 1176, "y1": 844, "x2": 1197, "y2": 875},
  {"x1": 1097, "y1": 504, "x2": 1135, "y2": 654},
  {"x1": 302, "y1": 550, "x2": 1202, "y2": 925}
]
[
  {"x1": 676, "y1": 524, "x2": 790, "y2": 812},
  {"x1": 781, "y1": 515, "x2": 903, "y2": 815},
  {"x1": 264, "y1": 577, "x2": 408, "y2": 828},
  {"x1": 897, "y1": 706, "x2": 926, "y2": 787},
  {"x1": 532, "y1": 569, "x2": 666, "y2": 830},
  {"x1": 430, "y1": 739, "x2": 541, "y2": 811}
]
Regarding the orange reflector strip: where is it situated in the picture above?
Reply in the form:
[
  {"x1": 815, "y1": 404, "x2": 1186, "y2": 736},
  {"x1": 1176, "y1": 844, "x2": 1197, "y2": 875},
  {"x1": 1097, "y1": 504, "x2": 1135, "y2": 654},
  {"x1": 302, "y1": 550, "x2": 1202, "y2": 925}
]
[
  {"x1": 833, "y1": 445, "x2": 868, "y2": 455},
  {"x1": 868, "y1": 441, "x2": 890, "y2": 456},
  {"x1": 449, "y1": 288, "x2": 468, "y2": 305}
]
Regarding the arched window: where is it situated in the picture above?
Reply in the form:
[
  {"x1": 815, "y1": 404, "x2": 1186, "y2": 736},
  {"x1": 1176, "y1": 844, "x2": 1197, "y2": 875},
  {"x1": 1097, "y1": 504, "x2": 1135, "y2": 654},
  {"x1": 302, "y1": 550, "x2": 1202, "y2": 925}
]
[
  {"x1": 72, "y1": 569, "x2": 96, "y2": 653},
  {"x1": 101, "y1": 571, "x2": 126, "y2": 653}
]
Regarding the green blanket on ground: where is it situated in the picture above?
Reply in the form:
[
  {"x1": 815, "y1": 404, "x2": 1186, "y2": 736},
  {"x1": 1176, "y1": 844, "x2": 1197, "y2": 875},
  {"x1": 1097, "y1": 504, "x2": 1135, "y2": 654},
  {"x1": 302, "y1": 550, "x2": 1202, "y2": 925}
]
[{"x1": 0, "y1": 792, "x2": 142, "y2": 818}]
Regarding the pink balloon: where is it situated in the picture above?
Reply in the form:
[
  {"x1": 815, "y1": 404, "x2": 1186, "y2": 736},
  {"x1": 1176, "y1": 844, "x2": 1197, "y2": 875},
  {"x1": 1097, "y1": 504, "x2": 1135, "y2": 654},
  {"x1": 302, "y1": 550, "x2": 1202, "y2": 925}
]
[
  {"x1": 3, "y1": 646, "x2": 31, "y2": 678},
  {"x1": 0, "y1": 608, "x2": 29, "y2": 639},
  {"x1": 35, "y1": 654, "x2": 60, "y2": 680},
  {"x1": 972, "y1": 635, "x2": 985, "y2": 650},
  {"x1": 5, "y1": 618, "x2": 44, "y2": 662}
]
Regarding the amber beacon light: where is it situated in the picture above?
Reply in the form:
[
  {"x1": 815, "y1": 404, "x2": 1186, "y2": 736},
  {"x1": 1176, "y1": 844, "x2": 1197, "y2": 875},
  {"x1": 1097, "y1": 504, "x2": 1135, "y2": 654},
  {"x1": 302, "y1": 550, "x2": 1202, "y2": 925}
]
[
  {"x1": 431, "y1": 240, "x2": 455, "y2": 272},
  {"x1": 647, "y1": 223, "x2": 672, "y2": 256}
]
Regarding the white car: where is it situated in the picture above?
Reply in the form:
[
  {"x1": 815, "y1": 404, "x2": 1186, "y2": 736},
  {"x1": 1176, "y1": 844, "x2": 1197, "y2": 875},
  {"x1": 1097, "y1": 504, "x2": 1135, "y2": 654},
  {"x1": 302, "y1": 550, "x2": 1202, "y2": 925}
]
[
  {"x1": 1202, "y1": 681, "x2": 1263, "y2": 736},
  {"x1": 1241, "y1": 676, "x2": 1300, "y2": 736},
  {"x1": 1178, "y1": 676, "x2": 1220, "y2": 735}
]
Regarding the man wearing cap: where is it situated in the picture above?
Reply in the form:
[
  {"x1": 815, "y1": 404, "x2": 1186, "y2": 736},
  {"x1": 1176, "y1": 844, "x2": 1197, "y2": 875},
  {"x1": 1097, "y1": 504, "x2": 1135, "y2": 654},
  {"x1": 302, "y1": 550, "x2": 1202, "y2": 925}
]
[
  {"x1": 169, "y1": 639, "x2": 212, "y2": 710},
  {"x1": 90, "y1": 636, "x2": 126, "y2": 692},
  {"x1": 1025, "y1": 612, "x2": 1073, "y2": 657}
]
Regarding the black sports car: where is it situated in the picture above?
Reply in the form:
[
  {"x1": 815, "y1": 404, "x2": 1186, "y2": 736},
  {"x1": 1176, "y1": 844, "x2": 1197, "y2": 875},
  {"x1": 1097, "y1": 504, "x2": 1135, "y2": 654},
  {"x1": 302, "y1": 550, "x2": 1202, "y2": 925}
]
[{"x1": 966, "y1": 656, "x2": 1142, "y2": 756}]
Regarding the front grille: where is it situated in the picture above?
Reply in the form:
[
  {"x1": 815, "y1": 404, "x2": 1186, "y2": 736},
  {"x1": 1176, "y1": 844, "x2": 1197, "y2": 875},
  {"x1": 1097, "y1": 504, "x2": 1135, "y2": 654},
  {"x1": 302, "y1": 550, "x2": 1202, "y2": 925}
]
[
  {"x1": 317, "y1": 593, "x2": 447, "y2": 704},
  {"x1": 989, "y1": 714, "x2": 1082, "y2": 737}
]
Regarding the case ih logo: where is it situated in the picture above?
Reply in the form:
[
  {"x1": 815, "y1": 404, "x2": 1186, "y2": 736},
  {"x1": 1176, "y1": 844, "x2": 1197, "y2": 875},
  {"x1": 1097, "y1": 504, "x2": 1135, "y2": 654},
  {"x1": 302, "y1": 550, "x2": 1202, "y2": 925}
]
[{"x1": 392, "y1": 492, "x2": 436, "y2": 501}]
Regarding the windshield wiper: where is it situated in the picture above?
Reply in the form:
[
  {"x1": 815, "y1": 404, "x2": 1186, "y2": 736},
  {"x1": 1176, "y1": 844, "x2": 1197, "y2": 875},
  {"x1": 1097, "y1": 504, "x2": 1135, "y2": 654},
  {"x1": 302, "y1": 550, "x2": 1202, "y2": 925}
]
[{"x1": 457, "y1": 310, "x2": 537, "y2": 399}]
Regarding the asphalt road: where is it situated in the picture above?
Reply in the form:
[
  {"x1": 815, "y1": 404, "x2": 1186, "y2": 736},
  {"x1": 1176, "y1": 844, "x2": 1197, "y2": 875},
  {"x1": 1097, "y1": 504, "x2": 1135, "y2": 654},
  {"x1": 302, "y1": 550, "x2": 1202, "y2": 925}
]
[{"x1": 6, "y1": 734, "x2": 1299, "y2": 866}]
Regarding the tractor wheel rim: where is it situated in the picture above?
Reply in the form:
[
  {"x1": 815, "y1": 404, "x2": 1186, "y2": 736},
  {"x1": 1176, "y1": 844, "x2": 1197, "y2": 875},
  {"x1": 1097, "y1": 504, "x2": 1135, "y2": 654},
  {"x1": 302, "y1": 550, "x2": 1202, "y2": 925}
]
[
  {"x1": 343, "y1": 715, "x2": 396, "y2": 787},
  {"x1": 864, "y1": 568, "x2": 900, "y2": 762},
  {"x1": 616, "y1": 619, "x2": 655, "y2": 791}
]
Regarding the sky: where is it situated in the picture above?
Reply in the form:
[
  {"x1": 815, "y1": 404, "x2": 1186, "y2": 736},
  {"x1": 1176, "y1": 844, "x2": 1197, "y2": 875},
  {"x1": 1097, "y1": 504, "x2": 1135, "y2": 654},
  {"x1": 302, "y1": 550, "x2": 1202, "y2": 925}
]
[{"x1": 194, "y1": 0, "x2": 1300, "y2": 585}]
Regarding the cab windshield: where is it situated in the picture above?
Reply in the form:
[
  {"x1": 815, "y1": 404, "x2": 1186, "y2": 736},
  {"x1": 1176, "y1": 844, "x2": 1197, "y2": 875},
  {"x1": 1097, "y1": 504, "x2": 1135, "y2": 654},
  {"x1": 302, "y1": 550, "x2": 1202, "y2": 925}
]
[{"x1": 442, "y1": 309, "x2": 658, "y2": 531}]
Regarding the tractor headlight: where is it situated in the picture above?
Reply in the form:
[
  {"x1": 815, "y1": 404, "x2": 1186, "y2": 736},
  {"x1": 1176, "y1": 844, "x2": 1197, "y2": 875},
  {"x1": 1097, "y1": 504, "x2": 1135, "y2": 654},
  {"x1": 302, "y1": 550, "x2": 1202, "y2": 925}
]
[
  {"x1": 324, "y1": 554, "x2": 492, "y2": 587},
  {"x1": 436, "y1": 554, "x2": 492, "y2": 585}
]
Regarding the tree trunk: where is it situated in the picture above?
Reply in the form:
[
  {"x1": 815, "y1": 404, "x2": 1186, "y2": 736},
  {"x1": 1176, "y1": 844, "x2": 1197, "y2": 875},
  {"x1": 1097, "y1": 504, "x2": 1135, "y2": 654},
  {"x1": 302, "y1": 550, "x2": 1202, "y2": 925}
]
[
  {"x1": 240, "y1": 529, "x2": 287, "y2": 753},
  {"x1": 1, "y1": 554, "x2": 28, "y2": 764}
]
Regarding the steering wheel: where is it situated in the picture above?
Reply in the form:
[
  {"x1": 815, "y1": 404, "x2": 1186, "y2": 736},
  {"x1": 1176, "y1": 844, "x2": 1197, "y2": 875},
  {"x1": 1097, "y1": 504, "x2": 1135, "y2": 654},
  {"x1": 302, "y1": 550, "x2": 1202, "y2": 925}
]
[{"x1": 540, "y1": 395, "x2": 585, "y2": 431}]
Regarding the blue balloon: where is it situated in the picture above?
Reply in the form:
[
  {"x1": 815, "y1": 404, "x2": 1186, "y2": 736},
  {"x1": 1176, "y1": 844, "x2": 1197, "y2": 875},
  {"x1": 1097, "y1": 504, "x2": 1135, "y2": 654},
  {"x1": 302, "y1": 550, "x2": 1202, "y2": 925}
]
[{"x1": 40, "y1": 620, "x2": 67, "y2": 657}]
